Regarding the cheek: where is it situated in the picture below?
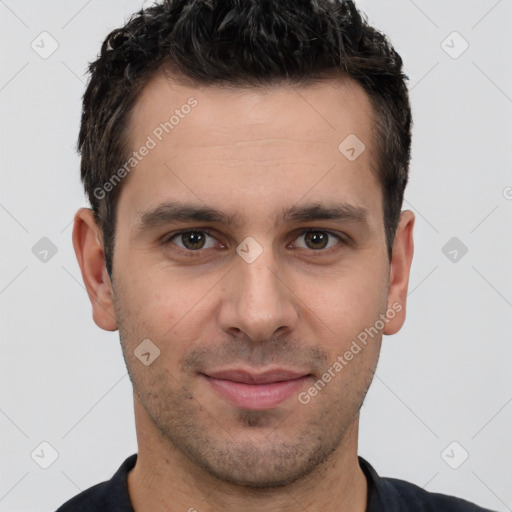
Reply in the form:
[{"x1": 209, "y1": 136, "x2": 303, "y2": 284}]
[
  {"x1": 301, "y1": 262, "x2": 388, "y2": 334},
  {"x1": 120, "y1": 267, "x2": 202, "y2": 320},
  {"x1": 118, "y1": 271, "x2": 220, "y2": 360}
]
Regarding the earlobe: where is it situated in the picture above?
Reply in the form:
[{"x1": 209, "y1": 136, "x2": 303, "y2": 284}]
[
  {"x1": 383, "y1": 210, "x2": 415, "y2": 336},
  {"x1": 72, "y1": 208, "x2": 118, "y2": 332}
]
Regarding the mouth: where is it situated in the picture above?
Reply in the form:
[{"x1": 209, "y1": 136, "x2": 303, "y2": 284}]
[{"x1": 200, "y1": 368, "x2": 312, "y2": 410}]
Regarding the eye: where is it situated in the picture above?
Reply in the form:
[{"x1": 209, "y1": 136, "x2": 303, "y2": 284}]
[
  {"x1": 292, "y1": 230, "x2": 341, "y2": 250},
  {"x1": 166, "y1": 230, "x2": 220, "y2": 251}
]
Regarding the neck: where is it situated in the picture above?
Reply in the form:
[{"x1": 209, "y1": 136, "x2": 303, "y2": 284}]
[{"x1": 127, "y1": 396, "x2": 368, "y2": 512}]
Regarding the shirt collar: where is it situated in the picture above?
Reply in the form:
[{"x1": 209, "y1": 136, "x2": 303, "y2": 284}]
[
  {"x1": 358, "y1": 455, "x2": 403, "y2": 512},
  {"x1": 116, "y1": 453, "x2": 398, "y2": 511}
]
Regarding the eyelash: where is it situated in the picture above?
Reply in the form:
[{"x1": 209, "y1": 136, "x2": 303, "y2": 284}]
[{"x1": 162, "y1": 228, "x2": 345, "y2": 256}]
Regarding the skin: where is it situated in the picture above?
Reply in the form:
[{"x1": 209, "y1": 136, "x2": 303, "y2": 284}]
[{"x1": 73, "y1": 69, "x2": 414, "y2": 512}]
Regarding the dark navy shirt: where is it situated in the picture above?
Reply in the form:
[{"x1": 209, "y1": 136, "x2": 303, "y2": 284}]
[{"x1": 55, "y1": 453, "x2": 497, "y2": 511}]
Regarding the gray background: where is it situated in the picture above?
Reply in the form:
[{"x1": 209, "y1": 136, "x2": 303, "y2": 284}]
[{"x1": 1, "y1": 0, "x2": 511, "y2": 510}]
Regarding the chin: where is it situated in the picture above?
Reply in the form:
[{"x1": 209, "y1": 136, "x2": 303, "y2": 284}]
[{"x1": 180, "y1": 434, "x2": 338, "y2": 489}]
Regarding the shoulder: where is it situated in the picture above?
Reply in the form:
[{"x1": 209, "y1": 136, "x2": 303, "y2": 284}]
[
  {"x1": 384, "y1": 476, "x2": 497, "y2": 511},
  {"x1": 54, "y1": 454, "x2": 137, "y2": 512},
  {"x1": 358, "y1": 456, "x2": 497, "y2": 512},
  {"x1": 55, "y1": 480, "x2": 110, "y2": 512}
]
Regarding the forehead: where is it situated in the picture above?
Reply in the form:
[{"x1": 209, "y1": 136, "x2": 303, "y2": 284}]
[
  {"x1": 129, "y1": 69, "x2": 375, "y2": 147},
  {"x1": 118, "y1": 68, "x2": 381, "y2": 231}
]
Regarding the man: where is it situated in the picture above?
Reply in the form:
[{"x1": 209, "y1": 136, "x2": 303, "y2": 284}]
[{"x1": 56, "y1": 0, "x2": 496, "y2": 510}]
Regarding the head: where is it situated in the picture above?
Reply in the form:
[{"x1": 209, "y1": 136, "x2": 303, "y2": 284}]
[{"x1": 73, "y1": 0, "x2": 414, "y2": 488}]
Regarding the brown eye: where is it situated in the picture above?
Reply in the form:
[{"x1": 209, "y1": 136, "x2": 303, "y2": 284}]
[
  {"x1": 304, "y1": 231, "x2": 328, "y2": 249},
  {"x1": 168, "y1": 231, "x2": 217, "y2": 251},
  {"x1": 293, "y1": 230, "x2": 341, "y2": 251},
  {"x1": 181, "y1": 232, "x2": 206, "y2": 250}
]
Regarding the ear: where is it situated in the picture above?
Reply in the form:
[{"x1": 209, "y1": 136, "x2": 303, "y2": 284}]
[
  {"x1": 72, "y1": 208, "x2": 118, "y2": 331},
  {"x1": 383, "y1": 210, "x2": 415, "y2": 335}
]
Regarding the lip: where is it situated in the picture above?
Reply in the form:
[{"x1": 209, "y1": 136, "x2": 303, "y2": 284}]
[{"x1": 201, "y1": 368, "x2": 311, "y2": 410}]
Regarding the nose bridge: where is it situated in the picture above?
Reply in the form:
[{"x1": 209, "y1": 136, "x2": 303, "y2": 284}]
[{"x1": 219, "y1": 238, "x2": 298, "y2": 341}]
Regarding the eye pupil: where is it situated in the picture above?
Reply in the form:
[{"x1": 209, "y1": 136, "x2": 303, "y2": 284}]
[
  {"x1": 182, "y1": 232, "x2": 205, "y2": 250},
  {"x1": 174, "y1": 231, "x2": 334, "y2": 252},
  {"x1": 305, "y1": 231, "x2": 328, "y2": 249}
]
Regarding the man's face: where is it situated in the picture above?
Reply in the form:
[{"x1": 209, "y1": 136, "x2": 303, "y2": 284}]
[{"x1": 103, "y1": 72, "x2": 401, "y2": 486}]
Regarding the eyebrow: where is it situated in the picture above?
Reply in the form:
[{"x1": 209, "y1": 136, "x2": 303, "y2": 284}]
[
  {"x1": 136, "y1": 202, "x2": 241, "y2": 231},
  {"x1": 135, "y1": 200, "x2": 369, "y2": 233},
  {"x1": 282, "y1": 202, "x2": 368, "y2": 225}
]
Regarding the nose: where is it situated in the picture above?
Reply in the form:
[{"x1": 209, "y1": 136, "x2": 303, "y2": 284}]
[{"x1": 218, "y1": 243, "x2": 299, "y2": 343}]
